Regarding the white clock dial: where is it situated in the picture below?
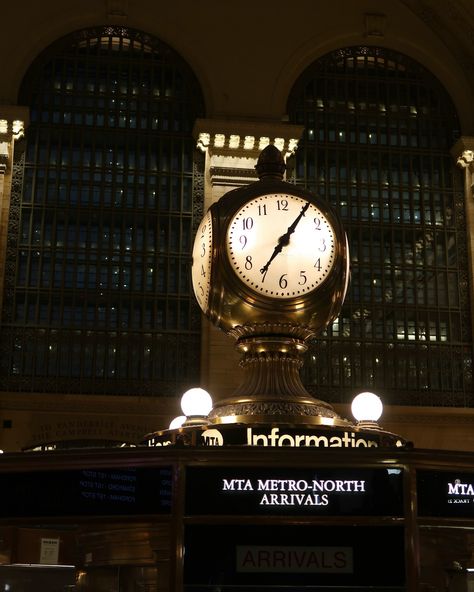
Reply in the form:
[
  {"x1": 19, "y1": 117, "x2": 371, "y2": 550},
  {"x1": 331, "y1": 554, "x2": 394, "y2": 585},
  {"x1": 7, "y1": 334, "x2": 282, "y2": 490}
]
[
  {"x1": 191, "y1": 209, "x2": 213, "y2": 312},
  {"x1": 227, "y1": 194, "x2": 336, "y2": 299}
]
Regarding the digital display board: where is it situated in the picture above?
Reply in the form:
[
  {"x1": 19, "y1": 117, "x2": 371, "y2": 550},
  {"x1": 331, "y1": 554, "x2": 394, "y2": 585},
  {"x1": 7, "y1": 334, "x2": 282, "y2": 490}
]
[
  {"x1": 185, "y1": 466, "x2": 404, "y2": 516},
  {"x1": 184, "y1": 524, "x2": 405, "y2": 590},
  {"x1": 0, "y1": 466, "x2": 173, "y2": 518},
  {"x1": 418, "y1": 469, "x2": 474, "y2": 517}
]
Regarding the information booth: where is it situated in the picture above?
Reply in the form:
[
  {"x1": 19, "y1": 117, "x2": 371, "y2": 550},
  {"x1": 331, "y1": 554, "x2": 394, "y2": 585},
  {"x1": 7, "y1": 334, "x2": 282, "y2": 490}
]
[
  {"x1": 0, "y1": 146, "x2": 471, "y2": 591},
  {"x1": 1, "y1": 443, "x2": 474, "y2": 592}
]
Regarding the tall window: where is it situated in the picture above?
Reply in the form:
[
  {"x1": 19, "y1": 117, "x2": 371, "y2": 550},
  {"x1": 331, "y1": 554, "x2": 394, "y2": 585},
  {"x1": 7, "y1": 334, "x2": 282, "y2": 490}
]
[
  {"x1": 288, "y1": 46, "x2": 473, "y2": 406},
  {"x1": 1, "y1": 26, "x2": 205, "y2": 396}
]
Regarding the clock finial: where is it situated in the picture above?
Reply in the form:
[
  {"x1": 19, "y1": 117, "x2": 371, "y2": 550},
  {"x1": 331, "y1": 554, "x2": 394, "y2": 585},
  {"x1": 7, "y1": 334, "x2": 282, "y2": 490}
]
[{"x1": 255, "y1": 144, "x2": 286, "y2": 179}]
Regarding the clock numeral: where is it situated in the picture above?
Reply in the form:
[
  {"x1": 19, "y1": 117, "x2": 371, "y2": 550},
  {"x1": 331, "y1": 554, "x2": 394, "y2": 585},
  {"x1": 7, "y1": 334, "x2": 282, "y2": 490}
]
[
  {"x1": 315, "y1": 258, "x2": 321, "y2": 271},
  {"x1": 277, "y1": 199, "x2": 288, "y2": 211},
  {"x1": 200, "y1": 224, "x2": 207, "y2": 238},
  {"x1": 201, "y1": 243, "x2": 206, "y2": 257},
  {"x1": 239, "y1": 235, "x2": 247, "y2": 249},
  {"x1": 319, "y1": 238, "x2": 327, "y2": 252},
  {"x1": 314, "y1": 217, "x2": 321, "y2": 229},
  {"x1": 279, "y1": 274, "x2": 288, "y2": 289},
  {"x1": 242, "y1": 217, "x2": 253, "y2": 230},
  {"x1": 298, "y1": 271, "x2": 307, "y2": 285},
  {"x1": 201, "y1": 265, "x2": 206, "y2": 277},
  {"x1": 258, "y1": 204, "x2": 267, "y2": 216},
  {"x1": 199, "y1": 285, "x2": 204, "y2": 296},
  {"x1": 245, "y1": 255, "x2": 253, "y2": 270}
]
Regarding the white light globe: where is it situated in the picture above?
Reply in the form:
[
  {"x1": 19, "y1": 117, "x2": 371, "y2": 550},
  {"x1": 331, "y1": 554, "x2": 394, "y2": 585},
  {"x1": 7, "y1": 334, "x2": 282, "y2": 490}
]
[
  {"x1": 169, "y1": 415, "x2": 186, "y2": 430},
  {"x1": 351, "y1": 391, "x2": 383, "y2": 422},
  {"x1": 180, "y1": 388, "x2": 213, "y2": 417}
]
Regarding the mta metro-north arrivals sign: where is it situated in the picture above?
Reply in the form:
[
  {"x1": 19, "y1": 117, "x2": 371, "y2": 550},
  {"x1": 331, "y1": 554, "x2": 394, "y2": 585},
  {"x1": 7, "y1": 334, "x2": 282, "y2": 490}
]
[{"x1": 185, "y1": 466, "x2": 404, "y2": 516}]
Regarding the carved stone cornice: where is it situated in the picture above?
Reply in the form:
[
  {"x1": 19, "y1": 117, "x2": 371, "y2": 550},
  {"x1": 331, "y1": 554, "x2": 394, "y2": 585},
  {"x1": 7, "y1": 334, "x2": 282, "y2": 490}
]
[
  {"x1": 106, "y1": 0, "x2": 128, "y2": 20},
  {"x1": 400, "y1": 0, "x2": 474, "y2": 75},
  {"x1": 0, "y1": 143, "x2": 8, "y2": 175},
  {"x1": 0, "y1": 106, "x2": 29, "y2": 173},
  {"x1": 193, "y1": 118, "x2": 304, "y2": 187},
  {"x1": 0, "y1": 391, "x2": 176, "y2": 415},
  {"x1": 457, "y1": 149, "x2": 474, "y2": 169},
  {"x1": 452, "y1": 136, "x2": 474, "y2": 198},
  {"x1": 364, "y1": 13, "x2": 387, "y2": 38},
  {"x1": 335, "y1": 403, "x2": 474, "y2": 426}
]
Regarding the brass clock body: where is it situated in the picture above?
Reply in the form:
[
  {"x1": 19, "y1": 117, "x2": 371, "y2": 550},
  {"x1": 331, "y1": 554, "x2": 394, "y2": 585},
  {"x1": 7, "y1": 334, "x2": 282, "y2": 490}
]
[{"x1": 192, "y1": 177, "x2": 348, "y2": 341}]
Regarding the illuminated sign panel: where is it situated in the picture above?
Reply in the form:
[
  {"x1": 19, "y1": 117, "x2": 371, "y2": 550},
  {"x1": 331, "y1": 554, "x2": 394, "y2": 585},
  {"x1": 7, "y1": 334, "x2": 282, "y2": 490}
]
[
  {"x1": 0, "y1": 466, "x2": 173, "y2": 518},
  {"x1": 235, "y1": 546, "x2": 354, "y2": 573},
  {"x1": 418, "y1": 470, "x2": 474, "y2": 517},
  {"x1": 150, "y1": 424, "x2": 402, "y2": 448},
  {"x1": 185, "y1": 466, "x2": 404, "y2": 516},
  {"x1": 183, "y1": 524, "x2": 405, "y2": 589}
]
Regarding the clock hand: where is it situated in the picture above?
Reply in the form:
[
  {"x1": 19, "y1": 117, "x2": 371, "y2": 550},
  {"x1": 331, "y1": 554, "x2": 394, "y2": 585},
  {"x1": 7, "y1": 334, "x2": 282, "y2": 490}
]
[{"x1": 260, "y1": 201, "x2": 310, "y2": 279}]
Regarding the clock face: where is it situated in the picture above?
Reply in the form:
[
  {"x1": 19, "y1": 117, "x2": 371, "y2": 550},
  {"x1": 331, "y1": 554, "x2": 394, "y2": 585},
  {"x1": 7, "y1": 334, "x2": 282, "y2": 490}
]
[
  {"x1": 227, "y1": 193, "x2": 336, "y2": 299},
  {"x1": 191, "y1": 209, "x2": 213, "y2": 312}
]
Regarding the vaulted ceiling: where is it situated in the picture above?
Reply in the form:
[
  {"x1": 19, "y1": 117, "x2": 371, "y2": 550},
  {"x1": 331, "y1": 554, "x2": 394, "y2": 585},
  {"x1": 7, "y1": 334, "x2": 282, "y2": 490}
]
[{"x1": 401, "y1": 0, "x2": 474, "y2": 74}]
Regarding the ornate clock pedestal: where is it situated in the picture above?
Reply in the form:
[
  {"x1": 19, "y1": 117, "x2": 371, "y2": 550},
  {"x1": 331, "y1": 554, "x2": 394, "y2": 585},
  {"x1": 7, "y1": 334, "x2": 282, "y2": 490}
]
[
  {"x1": 209, "y1": 335, "x2": 348, "y2": 426},
  {"x1": 143, "y1": 144, "x2": 407, "y2": 449}
]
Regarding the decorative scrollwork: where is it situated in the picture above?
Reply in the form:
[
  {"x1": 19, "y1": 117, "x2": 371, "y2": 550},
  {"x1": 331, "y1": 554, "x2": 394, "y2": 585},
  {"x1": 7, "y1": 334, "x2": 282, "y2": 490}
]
[{"x1": 209, "y1": 400, "x2": 339, "y2": 419}]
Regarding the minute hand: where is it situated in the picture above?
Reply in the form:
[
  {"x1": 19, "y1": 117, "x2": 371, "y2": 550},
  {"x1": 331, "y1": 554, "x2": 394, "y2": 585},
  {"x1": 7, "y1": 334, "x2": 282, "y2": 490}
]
[{"x1": 260, "y1": 201, "x2": 310, "y2": 278}]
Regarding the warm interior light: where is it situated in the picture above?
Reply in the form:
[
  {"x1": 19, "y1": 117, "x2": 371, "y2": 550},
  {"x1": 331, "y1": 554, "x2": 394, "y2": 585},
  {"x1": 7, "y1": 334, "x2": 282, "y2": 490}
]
[
  {"x1": 351, "y1": 391, "x2": 383, "y2": 422},
  {"x1": 181, "y1": 388, "x2": 213, "y2": 417},
  {"x1": 169, "y1": 415, "x2": 186, "y2": 429}
]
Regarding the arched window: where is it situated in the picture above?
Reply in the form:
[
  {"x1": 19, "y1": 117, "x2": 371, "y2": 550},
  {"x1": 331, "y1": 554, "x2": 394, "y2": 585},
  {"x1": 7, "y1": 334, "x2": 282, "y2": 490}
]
[
  {"x1": 1, "y1": 26, "x2": 205, "y2": 396},
  {"x1": 288, "y1": 46, "x2": 473, "y2": 406}
]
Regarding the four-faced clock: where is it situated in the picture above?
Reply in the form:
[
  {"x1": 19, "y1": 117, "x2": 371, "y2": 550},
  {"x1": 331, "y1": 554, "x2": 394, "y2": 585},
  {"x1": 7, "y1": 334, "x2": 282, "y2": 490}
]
[
  {"x1": 189, "y1": 144, "x2": 350, "y2": 425},
  {"x1": 190, "y1": 144, "x2": 349, "y2": 338},
  {"x1": 227, "y1": 193, "x2": 336, "y2": 299}
]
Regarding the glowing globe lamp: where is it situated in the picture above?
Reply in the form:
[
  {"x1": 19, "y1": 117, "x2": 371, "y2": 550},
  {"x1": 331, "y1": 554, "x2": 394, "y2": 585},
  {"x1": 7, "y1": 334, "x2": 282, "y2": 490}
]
[
  {"x1": 169, "y1": 415, "x2": 186, "y2": 430},
  {"x1": 180, "y1": 388, "x2": 213, "y2": 425},
  {"x1": 351, "y1": 391, "x2": 383, "y2": 427}
]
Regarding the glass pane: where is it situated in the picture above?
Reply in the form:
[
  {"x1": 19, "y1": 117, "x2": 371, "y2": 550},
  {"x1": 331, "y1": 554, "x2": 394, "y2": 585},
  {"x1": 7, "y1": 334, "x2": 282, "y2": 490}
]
[
  {"x1": 288, "y1": 46, "x2": 472, "y2": 406},
  {"x1": 2, "y1": 26, "x2": 204, "y2": 396}
]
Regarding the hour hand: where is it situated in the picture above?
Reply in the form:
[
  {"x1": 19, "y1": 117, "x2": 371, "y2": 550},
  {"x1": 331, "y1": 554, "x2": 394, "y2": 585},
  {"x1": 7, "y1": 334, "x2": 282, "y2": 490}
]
[{"x1": 260, "y1": 234, "x2": 289, "y2": 277}]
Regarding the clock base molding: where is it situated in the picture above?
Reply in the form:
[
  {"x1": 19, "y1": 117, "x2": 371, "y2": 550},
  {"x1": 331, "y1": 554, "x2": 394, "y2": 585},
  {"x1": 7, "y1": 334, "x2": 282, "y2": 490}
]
[
  {"x1": 207, "y1": 400, "x2": 346, "y2": 425},
  {"x1": 207, "y1": 334, "x2": 349, "y2": 426}
]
